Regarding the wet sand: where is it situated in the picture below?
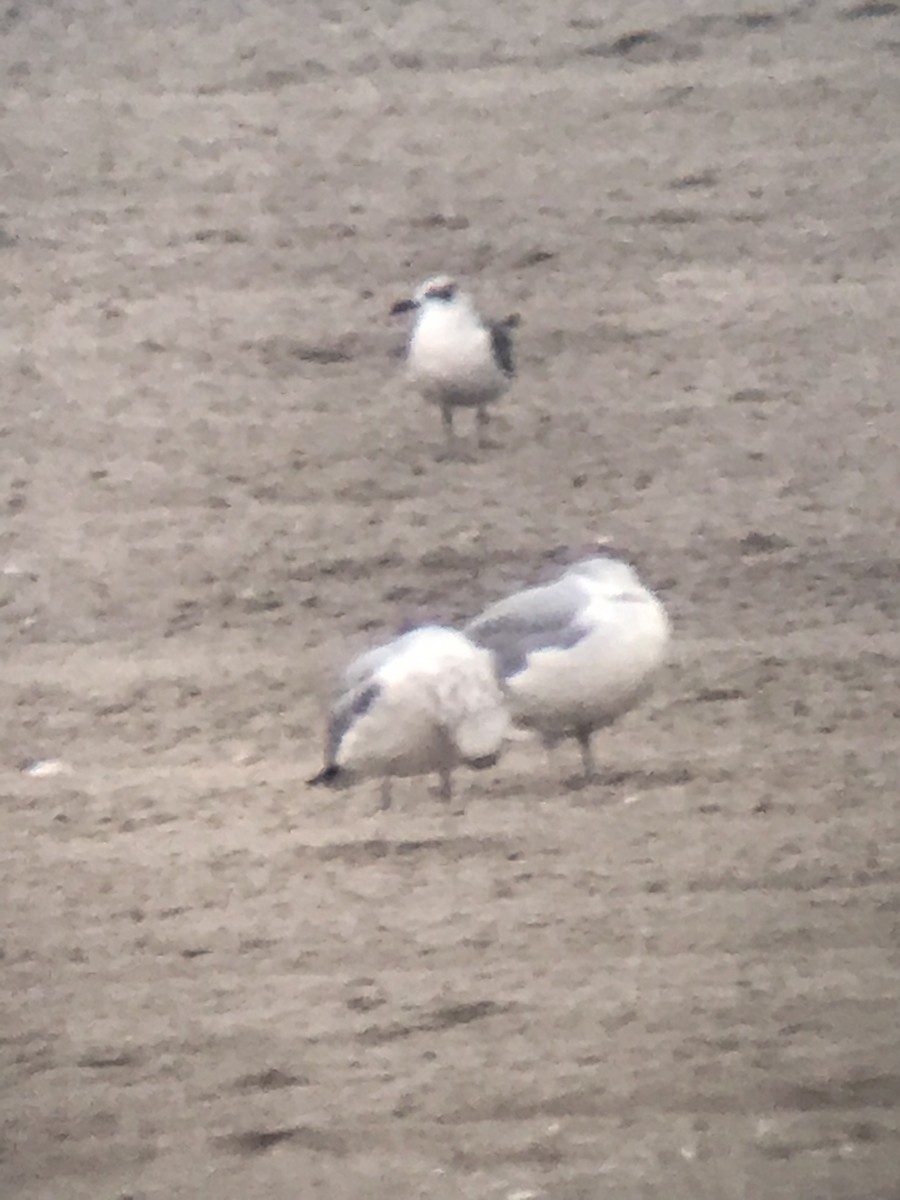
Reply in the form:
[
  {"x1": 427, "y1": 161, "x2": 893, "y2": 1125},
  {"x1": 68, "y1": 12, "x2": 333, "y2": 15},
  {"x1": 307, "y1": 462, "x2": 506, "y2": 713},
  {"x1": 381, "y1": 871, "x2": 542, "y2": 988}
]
[{"x1": 2, "y1": 1, "x2": 900, "y2": 1196}]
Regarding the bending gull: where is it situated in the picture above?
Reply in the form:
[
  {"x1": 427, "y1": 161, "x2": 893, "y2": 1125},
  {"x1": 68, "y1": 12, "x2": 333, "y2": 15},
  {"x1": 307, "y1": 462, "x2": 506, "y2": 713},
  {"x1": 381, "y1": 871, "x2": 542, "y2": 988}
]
[
  {"x1": 308, "y1": 625, "x2": 511, "y2": 811},
  {"x1": 390, "y1": 275, "x2": 518, "y2": 456},
  {"x1": 465, "y1": 550, "x2": 671, "y2": 781}
]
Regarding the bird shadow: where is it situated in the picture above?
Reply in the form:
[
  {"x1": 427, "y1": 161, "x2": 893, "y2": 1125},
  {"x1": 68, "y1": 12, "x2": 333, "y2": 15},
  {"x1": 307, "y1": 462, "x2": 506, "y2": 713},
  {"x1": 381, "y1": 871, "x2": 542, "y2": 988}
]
[{"x1": 308, "y1": 835, "x2": 511, "y2": 865}]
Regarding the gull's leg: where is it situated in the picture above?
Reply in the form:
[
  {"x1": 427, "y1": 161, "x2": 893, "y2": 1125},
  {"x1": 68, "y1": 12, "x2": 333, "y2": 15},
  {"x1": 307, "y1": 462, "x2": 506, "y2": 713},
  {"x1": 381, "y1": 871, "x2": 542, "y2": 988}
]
[
  {"x1": 541, "y1": 731, "x2": 560, "y2": 775},
  {"x1": 576, "y1": 729, "x2": 596, "y2": 781},
  {"x1": 441, "y1": 403, "x2": 455, "y2": 448},
  {"x1": 437, "y1": 766, "x2": 466, "y2": 821},
  {"x1": 476, "y1": 404, "x2": 490, "y2": 447},
  {"x1": 436, "y1": 403, "x2": 472, "y2": 462},
  {"x1": 378, "y1": 777, "x2": 393, "y2": 811},
  {"x1": 476, "y1": 403, "x2": 501, "y2": 450}
]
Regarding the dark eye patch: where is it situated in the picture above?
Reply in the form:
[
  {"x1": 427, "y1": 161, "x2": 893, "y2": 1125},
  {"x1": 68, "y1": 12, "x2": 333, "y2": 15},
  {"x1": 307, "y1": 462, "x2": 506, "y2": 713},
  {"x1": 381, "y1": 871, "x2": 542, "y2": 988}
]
[{"x1": 426, "y1": 282, "x2": 458, "y2": 302}]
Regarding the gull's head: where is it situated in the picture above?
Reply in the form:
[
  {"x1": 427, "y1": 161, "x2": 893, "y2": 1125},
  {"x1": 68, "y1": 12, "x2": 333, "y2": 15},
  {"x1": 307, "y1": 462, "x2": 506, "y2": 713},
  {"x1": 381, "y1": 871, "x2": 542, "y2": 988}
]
[
  {"x1": 390, "y1": 275, "x2": 461, "y2": 315},
  {"x1": 544, "y1": 537, "x2": 623, "y2": 567},
  {"x1": 565, "y1": 539, "x2": 646, "y2": 591},
  {"x1": 540, "y1": 538, "x2": 643, "y2": 587}
]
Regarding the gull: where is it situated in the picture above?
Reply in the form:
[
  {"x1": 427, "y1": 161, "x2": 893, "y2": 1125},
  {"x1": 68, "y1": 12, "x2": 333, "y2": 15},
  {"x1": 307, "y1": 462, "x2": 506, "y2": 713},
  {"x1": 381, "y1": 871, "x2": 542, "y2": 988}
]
[
  {"x1": 465, "y1": 548, "x2": 671, "y2": 782},
  {"x1": 307, "y1": 625, "x2": 511, "y2": 811},
  {"x1": 390, "y1": 275, "x2": 518, "y2": 456}
]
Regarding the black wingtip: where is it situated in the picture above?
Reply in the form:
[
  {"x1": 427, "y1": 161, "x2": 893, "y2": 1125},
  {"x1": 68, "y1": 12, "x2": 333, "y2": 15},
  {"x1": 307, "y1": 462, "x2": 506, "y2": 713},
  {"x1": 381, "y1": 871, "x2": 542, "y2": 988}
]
[
  {"x1": 307, "y1": 764, "x2": 342, "y2": 788},
  {"x1": 466, "y1": 751, "x2": 501, "y2": 771},
  {"x1": 390, "y1": 298, "x2": 418, "y2": 316},
  {"x1": 489, "y1": 321, "x2": 516, "y2": 377}
]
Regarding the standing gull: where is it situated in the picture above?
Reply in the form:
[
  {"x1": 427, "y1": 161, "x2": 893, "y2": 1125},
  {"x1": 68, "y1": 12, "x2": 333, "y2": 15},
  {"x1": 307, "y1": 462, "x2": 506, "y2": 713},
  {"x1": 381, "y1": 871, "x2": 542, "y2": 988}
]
[
  {"x1": 390, "y1": 275, "x2": 518, "y2": 456},
  {"x1": 465, "y1": 549, "x2": 670, "y2": 782},
  {"x1": 307, "y1": 625, "x2": 511, "y2": 811}
]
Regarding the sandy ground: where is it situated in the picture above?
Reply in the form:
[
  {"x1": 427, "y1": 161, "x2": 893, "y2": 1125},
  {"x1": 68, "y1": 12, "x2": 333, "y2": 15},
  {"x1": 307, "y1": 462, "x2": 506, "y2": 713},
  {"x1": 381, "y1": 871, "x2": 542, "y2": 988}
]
[{"x1": 2, "y1": 0, "x2": 900, "y2": 1196}]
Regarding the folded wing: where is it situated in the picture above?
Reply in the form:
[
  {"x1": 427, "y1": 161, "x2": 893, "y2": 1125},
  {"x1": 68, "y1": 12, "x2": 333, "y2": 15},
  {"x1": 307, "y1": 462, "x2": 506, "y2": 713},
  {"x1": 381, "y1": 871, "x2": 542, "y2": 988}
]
[{"x1": 465, "y1": 575, "x2": 592, "y2": 679}]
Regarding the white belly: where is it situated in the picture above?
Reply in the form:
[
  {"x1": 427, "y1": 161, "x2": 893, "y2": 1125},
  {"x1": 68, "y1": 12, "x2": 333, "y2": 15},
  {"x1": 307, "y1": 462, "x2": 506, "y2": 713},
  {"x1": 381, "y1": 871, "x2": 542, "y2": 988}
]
[
  {"x1": 335, "y1": 633, "x2": 510, "y2": 779},
  {"x1": 337, "y1": 701, "x2": 452, "y2": 779},
  {"x1": 408, "y1": 315, "x2": 507, "y2": 407},
  {"x1": 506, "y1": 601, "x2": 670, "y2": 734}
]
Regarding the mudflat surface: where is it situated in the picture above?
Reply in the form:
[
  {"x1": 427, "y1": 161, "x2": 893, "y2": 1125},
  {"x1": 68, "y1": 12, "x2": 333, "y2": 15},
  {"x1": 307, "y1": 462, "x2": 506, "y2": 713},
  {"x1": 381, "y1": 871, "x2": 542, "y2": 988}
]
[{"x1": 2, "y1": 1, "x2": 900, "y2": 1197}]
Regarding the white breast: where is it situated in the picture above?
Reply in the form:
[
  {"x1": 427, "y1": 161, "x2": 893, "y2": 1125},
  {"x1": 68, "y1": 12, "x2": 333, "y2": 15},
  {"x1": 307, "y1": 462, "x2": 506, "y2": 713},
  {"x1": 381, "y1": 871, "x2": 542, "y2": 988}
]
[
  {"x1": 505, "y1": 591, "x2": 670, "y2": 735},
  {"x1": 408, "y1": 304, "x2": 507, "y2": 405}
]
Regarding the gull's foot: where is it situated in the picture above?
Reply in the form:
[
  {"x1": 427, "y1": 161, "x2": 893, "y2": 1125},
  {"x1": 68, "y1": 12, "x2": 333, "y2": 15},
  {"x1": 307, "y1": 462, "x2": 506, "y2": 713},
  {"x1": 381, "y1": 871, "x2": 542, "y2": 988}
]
[
  {"x1": 563, "y1": 771, "x2": 596, "y2": 792},
  {"x1": 377, "y1": 779, "x2": 393, "y2": 812},
  {"x1": 435, "y1": 443, "x2": 475, "y2": 463}
]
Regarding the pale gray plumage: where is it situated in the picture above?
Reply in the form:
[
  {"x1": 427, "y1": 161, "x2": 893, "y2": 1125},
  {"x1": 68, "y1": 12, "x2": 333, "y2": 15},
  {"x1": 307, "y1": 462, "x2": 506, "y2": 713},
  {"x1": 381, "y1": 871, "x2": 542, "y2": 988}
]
[
  {"x1": 465, "y1": 553, "x2": 670, "y2": 780},
  {"x1": 464, "y1": 574, "x2": 592, "y2": 678}
]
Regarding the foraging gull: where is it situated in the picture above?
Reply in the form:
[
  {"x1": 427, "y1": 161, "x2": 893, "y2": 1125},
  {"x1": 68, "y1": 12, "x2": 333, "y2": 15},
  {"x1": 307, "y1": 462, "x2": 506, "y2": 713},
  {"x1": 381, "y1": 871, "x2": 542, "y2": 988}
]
[
  {"x1": 308, "y1": 625, "x2": 511, "y2": 810},
  {"x1": 465, "y1": 549, "x2": 670, "y2": 781},
  {"x1": 390, "y1": 275, "x2": 518, "y2": 456}
]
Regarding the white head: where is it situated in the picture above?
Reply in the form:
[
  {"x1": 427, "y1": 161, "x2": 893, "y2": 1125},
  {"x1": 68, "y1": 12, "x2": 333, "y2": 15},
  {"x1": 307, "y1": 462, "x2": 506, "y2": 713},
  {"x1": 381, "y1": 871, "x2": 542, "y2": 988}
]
[
  {"x1": 566, "y1": 554, "x2": 644, "y2": 594},
  {"x1": 551, "y1": 538, "x2": 646, "y2": 594},
  {"x1": 390, "y1": 275, "x2": 466, "y2": 316}
]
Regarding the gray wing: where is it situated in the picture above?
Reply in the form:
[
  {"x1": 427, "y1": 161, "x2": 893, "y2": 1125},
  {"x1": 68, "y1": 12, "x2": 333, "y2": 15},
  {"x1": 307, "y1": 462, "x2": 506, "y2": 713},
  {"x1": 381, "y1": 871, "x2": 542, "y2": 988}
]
[
  {"x1": 327, "y1": 681, "x2": 381, "y2": 761},
  {"x1": 338, "y1": 638, "x2": 403, "y2": 692},
  {"x1": 327, "y1": 637, "x2": 404, "y2": 759},
  {"x1": 489, "y1": 318, "x2": 516, "y2": 377},
  {"x1": 465, "y1": 576, "x2": 591, "y2": 679}
]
